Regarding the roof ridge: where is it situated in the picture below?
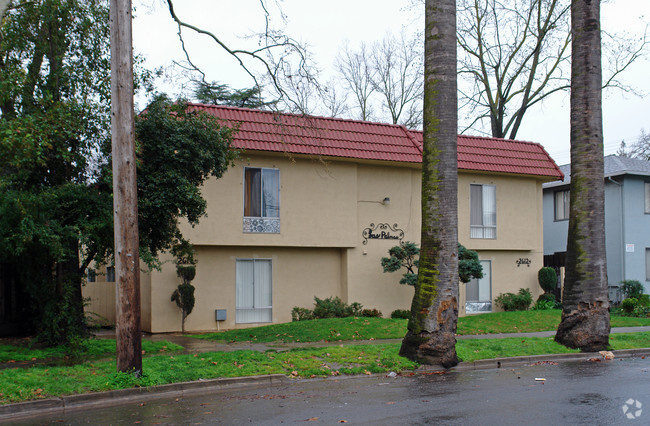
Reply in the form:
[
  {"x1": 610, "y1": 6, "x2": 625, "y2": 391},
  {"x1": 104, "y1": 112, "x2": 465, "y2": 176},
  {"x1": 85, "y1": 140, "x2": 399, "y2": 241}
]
[
  {"x1": 399, "y1": 125, "x2": 422, "y2": 154},
  {"x1": 186, "y1": 102, "x2": 411, "y2": 131}
]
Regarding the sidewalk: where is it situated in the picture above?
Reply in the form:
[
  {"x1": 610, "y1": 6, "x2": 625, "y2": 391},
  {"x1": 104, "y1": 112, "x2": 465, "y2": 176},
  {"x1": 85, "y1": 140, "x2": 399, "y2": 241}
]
[{"x1": 102, "y1": 325, "x2": 650, "y2": 354}]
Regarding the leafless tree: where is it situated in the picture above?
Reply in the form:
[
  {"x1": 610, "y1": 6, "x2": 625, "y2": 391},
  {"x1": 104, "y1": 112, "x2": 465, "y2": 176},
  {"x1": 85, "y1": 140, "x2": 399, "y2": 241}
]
[
  {"x1": 618, "y1": 129, "x2": 650, "y2": 160},
  {"x1": 320, "y1": 79, "x2": 350, "y2": 118},
  {"x1": 165, "y1": 0, "x2": 320, "y2": 113},
  {"x1": 371, "y1": 32, "x2": 424, "y2": 128},
  {"x1": 456, "y1": 0, "x2": 648, "y2": 139},
  {"x1": 335, "y1": 32, "x2": 423, "y2": 128},
  {"x1": 336, "y1": 41, "x2": 377, "y2": 121}
]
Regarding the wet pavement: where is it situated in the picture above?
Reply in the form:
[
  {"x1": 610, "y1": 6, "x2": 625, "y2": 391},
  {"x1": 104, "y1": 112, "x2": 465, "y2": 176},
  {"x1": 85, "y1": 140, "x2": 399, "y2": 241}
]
[{"x1": 14, "y1": 357, "x2": 650, "y2": 425}]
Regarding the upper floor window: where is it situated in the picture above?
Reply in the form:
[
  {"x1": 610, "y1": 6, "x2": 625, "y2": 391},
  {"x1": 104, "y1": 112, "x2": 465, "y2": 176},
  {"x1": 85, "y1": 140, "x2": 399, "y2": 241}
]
[
  {"x1": 470, "y1": 184, "x2": 496, "y2": 239},
  {"x1": 243, "y1": 167, "x2": 280, "y2": 233},
  {"x1": 554, "y1": 189, "x2": 570, "y2": 221},
  {"x1": 106, "y1": 266, "x2": 115, "y2": 282},
  {"x1": 645, "y1": 182, "x2": 649, "y2": 214}
]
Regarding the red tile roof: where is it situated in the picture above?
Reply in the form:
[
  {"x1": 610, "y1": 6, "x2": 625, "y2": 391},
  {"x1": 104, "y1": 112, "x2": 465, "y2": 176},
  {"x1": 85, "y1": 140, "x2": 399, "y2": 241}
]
[{"x1": 187, "y1": 103, "x2": 563, "y2": 180}]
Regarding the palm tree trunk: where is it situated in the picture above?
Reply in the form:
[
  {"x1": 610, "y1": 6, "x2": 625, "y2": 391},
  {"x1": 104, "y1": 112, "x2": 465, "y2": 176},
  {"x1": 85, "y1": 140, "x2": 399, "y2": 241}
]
[
  {"x1": 399, "y1": 0, "x2": 459, "y2": 368},
  {"x1": 555, "y1": 0, "x2": 610, "y2": 351}
]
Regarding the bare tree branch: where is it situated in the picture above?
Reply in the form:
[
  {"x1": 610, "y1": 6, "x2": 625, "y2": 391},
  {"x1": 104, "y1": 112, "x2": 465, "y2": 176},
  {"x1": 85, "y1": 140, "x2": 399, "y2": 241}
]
[
  {"x1": 164, "y1": 0, "x2": 319, "y2": 113},
  {"x1": 457, "y1": 0, "x2": 647, "y2": 139}
]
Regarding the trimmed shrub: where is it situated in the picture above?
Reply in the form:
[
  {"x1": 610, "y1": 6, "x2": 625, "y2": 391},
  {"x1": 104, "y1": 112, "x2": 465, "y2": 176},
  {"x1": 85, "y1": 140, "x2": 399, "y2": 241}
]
[
  {"x1": 538, "y1": 267, "x2": 557, "y2": 293},
  {"x1": 361, "y1": 308, "x2": 383, "y2": 318},
  {"x1": 620, "y1": 280, "x2": 644, "y2": 299},
  {"x1": 312, "y1": 297, "x2": 364, "y2": 319},
  {"x1": 291, "y1": 307, "x2": 314, "y2": 322},
  {"x1": 495, "y1": 288, "x2": 532, "y2": 311},
  {"x1": 621, "y1": 298, "x2": 637, "y2": 314},
  {"x1": 391, "y1": 309, "x2": 411, "y2": 319},
  {"x1": 638, "y1": 294, "x2": 650, "y2": 307}
]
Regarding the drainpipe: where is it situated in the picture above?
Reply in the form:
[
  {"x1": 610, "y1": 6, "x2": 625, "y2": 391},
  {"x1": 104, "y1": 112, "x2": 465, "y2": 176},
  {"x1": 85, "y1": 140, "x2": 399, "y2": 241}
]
[{"x1": 607, "y1": 177, "x2": 625, "y2": 283}]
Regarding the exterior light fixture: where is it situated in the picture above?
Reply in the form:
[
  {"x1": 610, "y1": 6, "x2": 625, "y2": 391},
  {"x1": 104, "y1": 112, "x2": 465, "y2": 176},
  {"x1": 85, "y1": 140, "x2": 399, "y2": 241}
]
[{"x1": 382, "y1": 197, "x2": 390, "y2": 205}]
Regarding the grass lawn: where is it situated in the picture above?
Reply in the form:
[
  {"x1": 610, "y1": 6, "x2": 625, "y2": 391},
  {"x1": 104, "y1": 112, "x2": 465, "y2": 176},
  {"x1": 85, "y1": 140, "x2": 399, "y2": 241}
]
[
  {"x1": 0, "y1": 344, "x2": 418, "y2": 404},
  {"x1": 0, "y1": 339, "x2": 183, "y2": 363},
  {"x1": 2, "y1": 332, "x2": 649, "y2": 404},
  {"x1": 194, "y1": 310, "x2": 650, "y2": 343},
  {"x1": 192, "y1": 317, "x2": 406, "y2": 343}
]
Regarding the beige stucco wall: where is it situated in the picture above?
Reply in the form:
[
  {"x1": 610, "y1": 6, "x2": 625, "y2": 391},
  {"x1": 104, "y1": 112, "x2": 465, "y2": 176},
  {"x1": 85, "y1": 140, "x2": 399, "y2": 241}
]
[
  {"x1": 90, "y1": 152, "x2": 552, "y2": 332},
  {"x1": 180, "y1": 154, "x2": 358, "y2": 248},
  {"x1": 83, "y1": 281, "x2": 116, "y2": 326},
  {"x1": 145, "y1": 246, "x2": 343, "y2": 333}
]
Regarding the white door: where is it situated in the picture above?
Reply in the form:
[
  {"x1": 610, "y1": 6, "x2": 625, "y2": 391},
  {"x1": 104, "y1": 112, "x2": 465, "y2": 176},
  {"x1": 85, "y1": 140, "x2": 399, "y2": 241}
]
[{"x1": 236, "y1": 259, "x2": 272, "y2": 323}]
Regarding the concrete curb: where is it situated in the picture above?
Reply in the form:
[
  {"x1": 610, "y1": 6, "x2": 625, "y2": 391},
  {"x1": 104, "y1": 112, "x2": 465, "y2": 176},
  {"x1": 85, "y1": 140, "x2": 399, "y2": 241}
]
[
  {"x1": 0, "y1": 374, "x2": 287, "y2": 422},
  {"x1": 452, "y1": 348, "x2": 650, "y2": 371},
  {"x1": 1, "y1": 348, "x2": 648, "y2": 422}
]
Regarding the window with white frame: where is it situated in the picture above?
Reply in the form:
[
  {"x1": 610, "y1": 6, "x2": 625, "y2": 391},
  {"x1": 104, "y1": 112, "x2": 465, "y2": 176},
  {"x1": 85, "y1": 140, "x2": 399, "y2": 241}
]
[
  {"x1": 645, "y1": 182, "x2": 650, "y2": 214},
  {"x1": 236, "y1": 259, "x2": 273, "y2": 323},
  {"x1": 466, "y1": 260, "x2": 492, "y2": 313},
  {"x1": 554, "y1": 189, "x2": 570, "y2": 221},
  {"x1": 470, "y1": 184, "x2": 496, "y2": 239},
  {"x1": 243, "y1": 167, "x2": 280, "y2": 233}
]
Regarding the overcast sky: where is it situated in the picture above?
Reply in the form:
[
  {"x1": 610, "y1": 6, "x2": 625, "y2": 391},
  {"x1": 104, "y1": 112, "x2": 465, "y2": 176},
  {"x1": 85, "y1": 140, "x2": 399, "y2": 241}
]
[{"x1": 133, "y1": 0, "x2": 650, "y2": 166}]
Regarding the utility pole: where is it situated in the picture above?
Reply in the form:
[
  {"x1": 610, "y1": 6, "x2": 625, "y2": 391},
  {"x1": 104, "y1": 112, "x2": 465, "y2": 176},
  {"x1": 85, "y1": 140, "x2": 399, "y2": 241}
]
[{"x1": 110, "y1": 0, "x2": 142, "y2": 375}]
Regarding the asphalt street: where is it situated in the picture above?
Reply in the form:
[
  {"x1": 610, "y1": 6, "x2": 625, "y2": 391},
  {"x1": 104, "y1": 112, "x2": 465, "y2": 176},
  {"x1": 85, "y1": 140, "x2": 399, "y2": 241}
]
[{"x1": 13, "y1": 357, "x2": 650, "y2": 425}]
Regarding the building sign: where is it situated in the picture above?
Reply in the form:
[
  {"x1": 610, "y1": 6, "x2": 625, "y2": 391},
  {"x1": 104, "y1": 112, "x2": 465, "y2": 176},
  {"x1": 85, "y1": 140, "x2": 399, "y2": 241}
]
[
  {"x1": 516, "y1": 258, "x2": 531, "y2": 267},
  {"x1": 626, "y1": 244, "x2": 635, "y2": 253},
  {"x1": 362, "y1": 223, "x2": 404, "y2": 245}
]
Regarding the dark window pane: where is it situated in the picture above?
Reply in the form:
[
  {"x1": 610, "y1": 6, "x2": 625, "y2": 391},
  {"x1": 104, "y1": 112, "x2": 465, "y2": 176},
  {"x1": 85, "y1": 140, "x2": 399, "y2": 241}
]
[{"x1": 244, "y1": 168, "x2": 261, "y2": 217}]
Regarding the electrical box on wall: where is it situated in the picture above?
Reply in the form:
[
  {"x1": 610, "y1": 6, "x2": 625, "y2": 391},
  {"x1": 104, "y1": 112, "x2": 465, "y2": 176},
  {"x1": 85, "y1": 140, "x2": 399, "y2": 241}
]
[{"x1": 215, "y1": 309, "x2": 227, "y2": 321}]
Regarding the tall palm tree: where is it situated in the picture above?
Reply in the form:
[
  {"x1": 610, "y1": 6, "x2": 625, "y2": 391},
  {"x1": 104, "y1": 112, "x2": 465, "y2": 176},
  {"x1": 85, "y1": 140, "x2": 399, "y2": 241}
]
[
  {"x1": 399, "y1": 0, "x2": 459, "y2": 368},
  {"x1": 555, "y1": 0, "x2": 610, "y2": 351}
]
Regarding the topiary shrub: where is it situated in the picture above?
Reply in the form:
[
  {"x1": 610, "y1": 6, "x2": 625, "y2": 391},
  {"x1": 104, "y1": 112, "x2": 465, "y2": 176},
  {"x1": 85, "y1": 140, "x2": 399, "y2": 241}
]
[
  {"x1": 495, "y1": 288, "x2": 532, "y2": 311},
  {"x1": 361, "y1": 308, "x2": 383, "y2": 318},
  {"x1": 170, "y1": 240, "x2": 197, "y2": 334},
  {"x1": 391, "y1": 309, "x2": 411, "y2": 319},
  {"x1": 538, "y1": 267, "x2": 557, "y2": 294},
  {"x1": 620, "y1": 280, "x2": 644, "y2": 299},
  {"x1": 381, "y1": 242, "x2": 482, "y2": 286}
]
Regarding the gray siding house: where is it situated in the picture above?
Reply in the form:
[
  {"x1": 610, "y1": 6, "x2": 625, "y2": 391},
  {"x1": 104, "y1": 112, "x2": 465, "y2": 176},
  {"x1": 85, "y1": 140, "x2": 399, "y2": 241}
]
[{"x1": 543, "y1": 155, "x2": 650, "y2": 296}]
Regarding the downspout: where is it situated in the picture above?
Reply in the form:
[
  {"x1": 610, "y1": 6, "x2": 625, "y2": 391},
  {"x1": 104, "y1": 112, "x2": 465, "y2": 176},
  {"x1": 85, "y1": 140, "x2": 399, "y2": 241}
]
[{"x1": 607, "y1": 177, "x2": 625, "y2": 282}]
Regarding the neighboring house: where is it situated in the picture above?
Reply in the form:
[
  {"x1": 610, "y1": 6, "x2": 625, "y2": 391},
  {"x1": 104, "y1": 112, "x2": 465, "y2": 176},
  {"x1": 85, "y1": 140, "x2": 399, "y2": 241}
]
[
  {"x1": 84, "y1": 105, "x2": 563, "y2": 333},
  {"x1": 543, "y1": 155, "x2": 650, "y2": 298}
]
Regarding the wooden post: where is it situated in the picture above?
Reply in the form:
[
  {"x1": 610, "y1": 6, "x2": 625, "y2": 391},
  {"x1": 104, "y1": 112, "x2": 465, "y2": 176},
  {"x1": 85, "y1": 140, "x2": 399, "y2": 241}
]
[{"x1": 110, "y1": 0, "x2": 142, "y2": 375}]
